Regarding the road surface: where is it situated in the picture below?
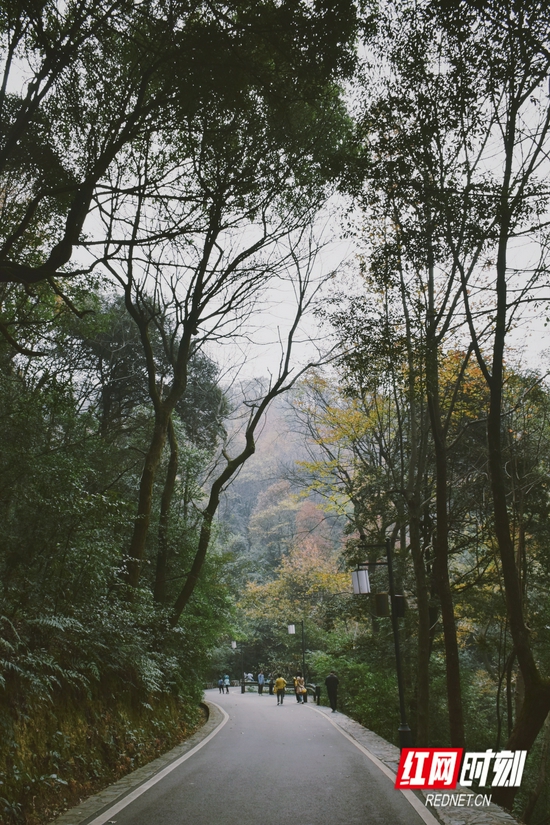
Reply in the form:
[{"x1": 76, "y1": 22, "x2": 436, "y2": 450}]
[{"x1": 86, "y1": 688, "x2": 435, "y2": 825}]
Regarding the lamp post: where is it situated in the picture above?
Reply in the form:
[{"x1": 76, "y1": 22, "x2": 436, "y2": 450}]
[
  {"x1": 353, "y1": 538, "x2": 412, "y2": 748},
  {"x1": 287, "y1": 620, "x2": 307, "y2": 699},
  {"x1": 231, "y1": 640, "x2": 245, "y2": 693}
]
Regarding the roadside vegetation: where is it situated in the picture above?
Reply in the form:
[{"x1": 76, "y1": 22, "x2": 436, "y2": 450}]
[{"x1": 2, "y1": 1, "x2": 550, "y2": 824}]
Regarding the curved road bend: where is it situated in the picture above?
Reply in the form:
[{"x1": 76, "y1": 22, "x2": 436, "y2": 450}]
[{"x1": 88, "y1": 688, "x2": 436, "y2": 825}]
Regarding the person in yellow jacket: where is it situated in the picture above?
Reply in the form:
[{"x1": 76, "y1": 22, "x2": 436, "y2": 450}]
[
  {"x1": 274, "y1": 674, "x2": 287, "y2": 705},
  {"x1": 293, "y1": 671, "x2": 306, "y2": 703}
]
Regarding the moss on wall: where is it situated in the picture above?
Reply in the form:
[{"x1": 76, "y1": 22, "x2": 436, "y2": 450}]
[{"x1": 0, "y1": 687, "x2": 204, "y2": 824}]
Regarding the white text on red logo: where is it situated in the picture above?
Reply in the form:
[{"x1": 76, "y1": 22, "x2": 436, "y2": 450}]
[{"x1": 395, "y1": 749, "x2": 463, "y2": 790}]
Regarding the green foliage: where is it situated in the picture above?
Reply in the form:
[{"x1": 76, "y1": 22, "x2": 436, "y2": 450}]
[
  {"x1": 0, "y1": 288, "x2": 237, "y2": 821},
  {"x1": 0, "y1": 0, "x2": 364, "y2": 820},
  {"x1": 309, "y1": 650, "x2": 400, "y2": 742},
  {"x1": 0, "y1": 687, "x2": 203, "y2": 825}
]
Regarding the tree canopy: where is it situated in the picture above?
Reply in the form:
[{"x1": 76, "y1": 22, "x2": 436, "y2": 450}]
[{"x1": 4, "y1": 0, "x2": 550, "y2": 822}]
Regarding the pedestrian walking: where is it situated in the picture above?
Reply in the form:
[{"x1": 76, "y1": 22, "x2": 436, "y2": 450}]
[
  {"x1": 257, "y1": 670, "x2": 265, "y2": 695},
  {"x1": 218, "y1": 677, "x2": 224, "y2": 694},
  {"x1": 325, "y1": 671, "x2": 339, "y2": 712},
  {"x1": 268, "y1": 677, "x2": 274, "y2": 695},
  {"x1": 293, "y1": 671, "x2": 306, "y2": 703},
  {"x1": 223, "y1": 674, "x2": 230, "y2": 694},
  {"x1": 274, "y1": 674, "x2": 287, "y2": 705}
]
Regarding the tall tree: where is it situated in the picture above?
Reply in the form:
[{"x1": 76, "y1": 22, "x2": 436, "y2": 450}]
[
  {"x1": 348, "y1": 0, "x2": 550, "y2": 792},
  {"x1": 82, "y1": 0, "x2": 361, "y2": 590},
  {"x1": 420, "y1": 1, "x2": 550, "y2": 802},
  {"x1": 343, "y1": 10, "x2": 480, "y2": 745}
]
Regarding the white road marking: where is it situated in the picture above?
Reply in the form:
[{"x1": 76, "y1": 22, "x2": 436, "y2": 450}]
[
  {"x1": 86, "y1": 702, "x2": 230, "y2": 825},
  {"x1": 83, "y1": 699, "x2": 438, "y2": 825},
  {"x1": 308, "y1": 707, "x2": 440, "y2": 825}
]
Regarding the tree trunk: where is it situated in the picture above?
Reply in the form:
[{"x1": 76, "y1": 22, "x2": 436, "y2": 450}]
[
  {"x1": 493, "y1": 680, "x2": 550, "y2": 810},
  {"x1": 426, "y1": 335, "x2": 465, "y2": 748},
  {"x1": 488, "y1": 219, "x2": 550, "y2": 807},
  {"x1": 169, "y1": 352, "x2": 306, "y2": 624},
  {"x1": 170, "y1": 427, "x2": 258, "y2": 624},
  {"x1": 410, "y1": 505, "x2": 430, "y2": 745},
  {"x1": 127, "y1": 407, "x2": 171, "y2": 587},
  {"x1": 122, "y1": 282, "x2": 193, "y2": 589},
  {"x1": 430, "y1": 431, "x2": 465, "y2": 748},
  {"x1": 521, "y1": 714, "x2": 550, "y2": 824},
  {"x1": 154, "y1": 415, "x2": 178, "y2": 603},
  {"x1": 398, "y1": 226, "x2": 431, "y2": 746},
  {"x1": 506, "y1": 652, "x2": 515, "y2": 738}
]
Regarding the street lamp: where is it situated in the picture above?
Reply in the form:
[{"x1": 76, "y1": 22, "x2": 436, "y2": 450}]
[
  {"x1": 353, "y1": 538, "x2": 412, "y2": 748},
  {"x1": 288, "y1": 620, "x2": 307, "y2": 701},
  {"x1": 352, "y1": 568, "x2": 371, "y2": 594},
  {"x1": 231, "y1": 640, "x2": 246, "y2": 693}
]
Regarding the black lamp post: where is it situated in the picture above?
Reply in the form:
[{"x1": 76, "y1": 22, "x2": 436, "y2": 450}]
[
  {"x1": 231, "y1": 640, "x2": 246, "y2": 693},
  {"x1": 353, "y1": 538, "x2": 412, "y2": 749},
  {"x1": 288, "y1": 620, "x2": 307, "y2": 701}
]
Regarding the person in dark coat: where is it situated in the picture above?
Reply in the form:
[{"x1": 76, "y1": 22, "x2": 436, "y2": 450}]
[{"x1": 325, "y1": 671, "x2": 339, "y2": 712}]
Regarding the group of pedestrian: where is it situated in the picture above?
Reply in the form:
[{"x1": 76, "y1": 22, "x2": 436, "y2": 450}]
[
  {"x1": 216, "y1": 668, "x2": 339, "y2": 712},
  {"x1": 273, "y1": 669, "x2": 338, "y2": 709},
  {"x1": 217, "y1": 675, "x2": 230, "y2": 693},
  {"x1": 217, "y1": 670, "x2": 268, "y2": 694},
  {"x1": 272, "y1": 672, "x2": 303, "y2": 705}
]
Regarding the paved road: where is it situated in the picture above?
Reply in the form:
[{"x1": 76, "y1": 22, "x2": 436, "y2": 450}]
[{"x1": 89, "y1": 688, "x2": 431, "y2": 825}]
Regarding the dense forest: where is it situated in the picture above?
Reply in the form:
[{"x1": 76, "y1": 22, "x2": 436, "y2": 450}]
[{"x1": 2, "y1": 0, "x2": 550, "y2": 823}]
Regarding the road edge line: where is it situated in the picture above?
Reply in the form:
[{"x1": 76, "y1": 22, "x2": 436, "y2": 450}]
[
  {"x1": 82, "y1": 701, "x2": 230, "y2": 825},
  {"x1": 308, "y1": 707, "x2": 440, "y2": 825}
]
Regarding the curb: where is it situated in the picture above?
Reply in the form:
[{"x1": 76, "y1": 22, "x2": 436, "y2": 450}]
[
  {"x1": 312, "y1": 706, "x2": 521, "y2": 825},
  {"x1": 50, "y1": 701, "x2": 223, "y2": 825}
]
